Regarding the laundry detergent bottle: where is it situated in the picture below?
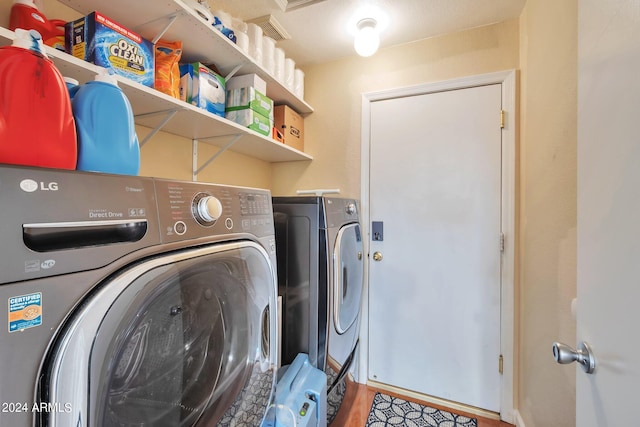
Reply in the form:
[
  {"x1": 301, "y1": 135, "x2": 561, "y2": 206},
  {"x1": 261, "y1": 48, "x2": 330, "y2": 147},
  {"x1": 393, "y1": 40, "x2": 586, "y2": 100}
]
[
  {"x1": 64, "y1": 76, "x2": 80, "y2": 98},
  {"x1": 72, "y1": 69, "x2": 140, "y2": 175},
  {"x1": 9, "y1": 0, "x2": 66, "y2": 50},
  {"x1": 0, "y1": 29, "x2": 77, "y2": 169}
]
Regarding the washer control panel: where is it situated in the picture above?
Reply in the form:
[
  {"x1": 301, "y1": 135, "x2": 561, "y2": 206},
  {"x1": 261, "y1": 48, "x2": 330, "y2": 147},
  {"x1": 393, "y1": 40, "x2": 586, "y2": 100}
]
[
  {"x1": 325, "y1": 198, "x2": 360, "y2": 228},
  {"x1": 192, "y1": 193, "x2": 223, "y2": 226},
  {"x1": 154, "y1": 179, "x2": 274, "y2": 242},
  {"x1": 345, "y1": 202, "x2": 357, "y2": 215},
  {"x1": 0, "y1": 165, "x2": 161, "y2": 284},
  {"x1": 239, "y1": 192, "x2": 271, "y2": 216}
]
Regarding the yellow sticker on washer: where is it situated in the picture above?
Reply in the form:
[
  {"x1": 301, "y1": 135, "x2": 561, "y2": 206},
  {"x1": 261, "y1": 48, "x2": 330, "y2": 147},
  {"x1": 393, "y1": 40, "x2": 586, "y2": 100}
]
[{"x1": 8, "y1": 292, "x2": 42, "y2": 332}]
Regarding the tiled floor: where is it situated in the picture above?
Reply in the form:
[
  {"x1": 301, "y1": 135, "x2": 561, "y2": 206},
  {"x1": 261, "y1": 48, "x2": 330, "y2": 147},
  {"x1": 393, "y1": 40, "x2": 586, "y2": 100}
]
[{"x1": 332, "y1": 381, "x2": 514, "y2": 427}]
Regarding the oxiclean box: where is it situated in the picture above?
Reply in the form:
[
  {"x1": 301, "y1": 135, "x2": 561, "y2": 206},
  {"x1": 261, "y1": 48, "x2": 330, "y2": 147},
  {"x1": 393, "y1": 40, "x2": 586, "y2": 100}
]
[{"x1": 65, "y1": 12, "x2": 155, "y2": 87}]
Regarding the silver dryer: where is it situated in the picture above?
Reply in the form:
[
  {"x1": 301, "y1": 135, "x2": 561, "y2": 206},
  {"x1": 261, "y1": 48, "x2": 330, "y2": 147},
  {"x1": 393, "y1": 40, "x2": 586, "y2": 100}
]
[{"x1": 273, "y1": 196, "x2": 364, "y2": 423}]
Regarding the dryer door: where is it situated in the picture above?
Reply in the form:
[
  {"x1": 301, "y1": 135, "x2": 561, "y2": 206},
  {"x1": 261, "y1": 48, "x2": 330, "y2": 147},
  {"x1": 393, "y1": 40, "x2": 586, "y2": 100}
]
[
  {"x1": 333, "y1": 223, "x2": 364, "y2": 334},
  {"x1": 38, "y1": 241, "x2": 277, "y2": 427}
]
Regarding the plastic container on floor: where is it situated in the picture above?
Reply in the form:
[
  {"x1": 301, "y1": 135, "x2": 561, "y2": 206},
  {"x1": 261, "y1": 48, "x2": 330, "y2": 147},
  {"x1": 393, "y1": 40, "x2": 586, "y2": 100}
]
[
  {"x1": 0, "y1": 29, "x2": 77, "y2": 169},
  {"x1": 262, "y1": 353, "x2": 327, "y2": 427},
  {"x1": 72, "y1": 70, "x2": 140, "y2": 175}
]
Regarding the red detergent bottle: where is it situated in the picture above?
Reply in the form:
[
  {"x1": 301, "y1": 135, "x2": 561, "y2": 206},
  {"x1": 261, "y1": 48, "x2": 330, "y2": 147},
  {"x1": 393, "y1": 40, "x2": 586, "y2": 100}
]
[
  {"x1": 0, "y1": 29, "x2": 77, "y2": 170},
  {"x1": 9, "y1": 0, "x2": 66, "y2": 50}
]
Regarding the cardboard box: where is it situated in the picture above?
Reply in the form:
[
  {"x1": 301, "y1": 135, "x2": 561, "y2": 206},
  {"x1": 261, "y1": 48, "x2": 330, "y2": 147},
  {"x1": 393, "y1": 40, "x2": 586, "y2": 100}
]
[
  {"x1": 226, "y1": 73, "x2": 267, "y2": 94},
  {"x1": 226, "y1": 87, "x2": 274, "y2": 119},
  {"x1": 65, "y1": 12, "x2": 154, "y2": 87},
  {"x1": 179, "y1": 63, "x2": 226, "y2": 117},
  {"x1": 272, "y1": 127, "x2": 284, "y2": 143},
  {"x1": 226, "y1": 108, "x2": 273, "y2": 137},
  {"x1": 274, "y1": 105, "x2": 304, "y2": 151}
]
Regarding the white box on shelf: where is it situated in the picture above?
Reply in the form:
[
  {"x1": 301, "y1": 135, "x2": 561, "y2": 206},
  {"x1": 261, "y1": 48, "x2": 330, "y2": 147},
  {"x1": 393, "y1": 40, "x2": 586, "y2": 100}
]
[
  {"x1": 179, "y1": 62, "x2": 226, "y2": 117},
  {"x1": 226, "y1": 73, "x2": 267, "y2": 94}
]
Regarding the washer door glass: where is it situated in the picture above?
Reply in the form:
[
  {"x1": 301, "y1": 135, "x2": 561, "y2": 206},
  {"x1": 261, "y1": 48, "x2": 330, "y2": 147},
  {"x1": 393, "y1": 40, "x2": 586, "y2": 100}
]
[
  {"x1": 333, "y1": 223, "x2": 364, "y2": 334},
  {"x1": 39, "y1": 242, "x2": 276, "y2": 427}
]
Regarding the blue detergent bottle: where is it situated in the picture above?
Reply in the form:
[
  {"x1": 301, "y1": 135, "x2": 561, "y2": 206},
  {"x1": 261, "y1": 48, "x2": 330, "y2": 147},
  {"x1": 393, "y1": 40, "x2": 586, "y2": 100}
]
[
  {"x1": 64, "y1": 76, "x2": 80, "y2": 98},
  {"x1": 72, "y1": 69, "x2": 140, "y2": 175}
]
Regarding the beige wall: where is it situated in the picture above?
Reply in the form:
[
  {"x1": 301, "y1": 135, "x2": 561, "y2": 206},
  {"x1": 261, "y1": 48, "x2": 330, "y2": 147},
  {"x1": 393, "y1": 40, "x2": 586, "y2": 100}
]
[
  {"x1": 138, "y1": 127, "x2": 272, "y2": 187},
  {"x1": 3, "y1": 1, "x2": 579, "y2": 425},
  {"x1": 518, "y1": 0, "x2": 577, "y2": 426},
  {"x1": 271, "y1": 20, "x2": 519, "y2": 197}
]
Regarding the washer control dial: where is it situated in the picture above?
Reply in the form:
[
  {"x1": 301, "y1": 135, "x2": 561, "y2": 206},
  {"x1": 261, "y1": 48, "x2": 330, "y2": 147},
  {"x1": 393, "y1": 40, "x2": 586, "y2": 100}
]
[
  {"x1": 346, "y1": 202, "x2": 357, "y2": 215},
  {"x1": 192, "y1": 193, "x2": 223, "y2": 226}
]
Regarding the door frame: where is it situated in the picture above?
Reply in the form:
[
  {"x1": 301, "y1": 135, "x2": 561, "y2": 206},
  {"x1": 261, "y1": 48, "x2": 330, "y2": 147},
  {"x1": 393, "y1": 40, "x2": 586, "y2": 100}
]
[{"x1": 359, "y1": 70, "x2": 517, "y2": 423}]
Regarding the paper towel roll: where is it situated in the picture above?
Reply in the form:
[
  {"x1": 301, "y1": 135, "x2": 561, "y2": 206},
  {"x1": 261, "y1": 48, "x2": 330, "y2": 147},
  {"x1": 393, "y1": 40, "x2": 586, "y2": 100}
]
[
  {"x1": 231, "y1": 17, "x2": 247, "y2": 33},
  {"x1": 274, "y1": 47, "x2": 285, "y2": 83},
  {"x1": 293, "y1": 69, "x2": 304, "y2": 99},
  {"x1": 247, "y1": 23, "x2": 263, "y2": 64},
  {"x1": 231, "y1": 18, "x2": 249, "y2": 54},
  {"x1": 236, "y1": 31, "x2": 249, "y2": 54},
  {"x1": 262, "y1": 36, "x2": 275, "y2": 75},
  {"x1": 284, "y1": 58, "x2": 295, "y2": 91}
]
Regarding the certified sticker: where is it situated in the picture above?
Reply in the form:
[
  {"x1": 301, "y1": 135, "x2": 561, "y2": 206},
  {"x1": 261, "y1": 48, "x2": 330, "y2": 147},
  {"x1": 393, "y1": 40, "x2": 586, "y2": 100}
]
[{"x1": 8, "y1": 292, "x2": 42, "y2": 333}]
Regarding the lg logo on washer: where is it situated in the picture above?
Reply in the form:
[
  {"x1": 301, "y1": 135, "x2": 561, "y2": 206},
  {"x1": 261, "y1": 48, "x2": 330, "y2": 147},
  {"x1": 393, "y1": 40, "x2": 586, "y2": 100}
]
[
  {"x1": 41, "y1": 260, "x2": 56, "y2": 269},
  {"x1": 20, "y1": 179, "x2": 59, "y2": 192}
]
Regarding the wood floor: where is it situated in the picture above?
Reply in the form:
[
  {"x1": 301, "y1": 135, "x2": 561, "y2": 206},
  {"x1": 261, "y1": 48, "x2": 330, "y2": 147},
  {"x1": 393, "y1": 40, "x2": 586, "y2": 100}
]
[{"x1": 332, "y1": 380, "x2": 514, "y2": 427}]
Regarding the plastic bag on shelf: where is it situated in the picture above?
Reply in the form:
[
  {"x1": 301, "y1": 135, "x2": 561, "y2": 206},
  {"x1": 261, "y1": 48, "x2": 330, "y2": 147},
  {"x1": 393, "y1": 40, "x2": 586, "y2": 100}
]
[{"x1": 155, "y1": 40, "x2": 183, "y2": 98}]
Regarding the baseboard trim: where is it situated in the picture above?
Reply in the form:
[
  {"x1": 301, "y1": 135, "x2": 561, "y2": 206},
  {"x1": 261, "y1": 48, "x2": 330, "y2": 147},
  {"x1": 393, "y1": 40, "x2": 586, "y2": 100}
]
[{"x1": 514, "y1": 410, "x2": 526, "y2": 427}]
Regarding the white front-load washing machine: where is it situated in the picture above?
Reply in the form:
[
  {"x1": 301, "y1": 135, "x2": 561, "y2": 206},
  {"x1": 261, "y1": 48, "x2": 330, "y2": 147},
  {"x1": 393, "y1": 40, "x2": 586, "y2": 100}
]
[
  {"x1": 273, "y1": 197, "x2": 364, "y2": 424},
  {"x1": 0, "y1": 165, "x2": 279, "y2": 426}
]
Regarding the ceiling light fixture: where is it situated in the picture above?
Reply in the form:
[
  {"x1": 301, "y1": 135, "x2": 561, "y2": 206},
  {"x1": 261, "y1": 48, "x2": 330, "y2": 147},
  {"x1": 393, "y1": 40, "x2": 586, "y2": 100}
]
[{"x1": 354, "y1": 17, "x2": 380, "y2": 57}]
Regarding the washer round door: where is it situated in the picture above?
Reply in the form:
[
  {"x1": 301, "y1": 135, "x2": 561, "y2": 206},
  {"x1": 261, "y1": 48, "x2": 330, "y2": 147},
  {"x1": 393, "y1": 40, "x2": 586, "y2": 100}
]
[{"x1": 38, "y1": 241, "x2": 277, "y2": 427}]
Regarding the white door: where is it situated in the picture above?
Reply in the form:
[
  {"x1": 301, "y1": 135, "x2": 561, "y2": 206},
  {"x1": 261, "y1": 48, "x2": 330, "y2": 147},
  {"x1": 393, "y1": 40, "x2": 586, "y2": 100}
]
[
  {"x1": 573, "y1": 0, "x2": 640, "y2": 425},
  {"x1": 367, "y1": 83, "x2": 503, "y2": 412}
]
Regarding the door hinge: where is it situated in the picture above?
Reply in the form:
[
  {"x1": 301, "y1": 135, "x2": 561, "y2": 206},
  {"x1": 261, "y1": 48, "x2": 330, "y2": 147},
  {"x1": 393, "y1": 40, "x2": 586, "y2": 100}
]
[
  {"x1": 500, "y1": 110, "x2": 505, "y2": 129},
  {"x1": 500, "y1": 232, "x2": 505, "y2": 252},
  {"x1": 499, "y1": 354, "x2": 504, "y2": 374}
]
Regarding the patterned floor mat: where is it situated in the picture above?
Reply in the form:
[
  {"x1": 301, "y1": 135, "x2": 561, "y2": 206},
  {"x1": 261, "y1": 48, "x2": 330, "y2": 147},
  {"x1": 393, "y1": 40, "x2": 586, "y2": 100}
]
[{"x1": 365, "y1": 392, "x2": 478, "y2": 427}]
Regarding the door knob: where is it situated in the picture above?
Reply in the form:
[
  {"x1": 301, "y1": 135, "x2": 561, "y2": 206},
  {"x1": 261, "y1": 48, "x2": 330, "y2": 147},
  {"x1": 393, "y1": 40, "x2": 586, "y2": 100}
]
[
  {"x1": 372, "y1": 251, "x2": 383, "y2": 261},
  {"x1": 552, "y1": 341, "x2": 596, "y2": 374}
]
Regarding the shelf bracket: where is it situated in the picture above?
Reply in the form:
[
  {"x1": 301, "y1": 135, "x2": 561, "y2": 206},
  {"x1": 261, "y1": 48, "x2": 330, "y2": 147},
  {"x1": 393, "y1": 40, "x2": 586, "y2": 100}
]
[
  {"x1": 134, "y1": 11, "x2": 184, "y2": 44},
  {"x1": 151, "y1": 12, "x2": 181, "y2": 44},
  {"x1": 138, "y1": 109, "x2": 180, "y2": 147},
  {"x1": 224, "y1": 63, "x2": 245, "y2": 81},
  {"x1": 192, "y1": 134, "x2": 243, "y2": 181}
]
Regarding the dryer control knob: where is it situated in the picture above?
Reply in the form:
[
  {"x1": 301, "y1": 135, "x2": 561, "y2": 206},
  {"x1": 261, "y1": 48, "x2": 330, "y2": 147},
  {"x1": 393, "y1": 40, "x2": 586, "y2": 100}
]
[
  {"x1": 346, "y1": 202, "x2": 357, "y2": 215},
  {"x1": 197, "y1": 196, "x2": 223, "y2": 223}
]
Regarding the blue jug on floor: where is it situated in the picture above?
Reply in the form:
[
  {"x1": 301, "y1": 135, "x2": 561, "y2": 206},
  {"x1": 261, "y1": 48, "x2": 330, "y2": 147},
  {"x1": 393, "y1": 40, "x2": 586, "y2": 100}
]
[
  {"x1": 72, "y1": 68, "x2": 140, "y2": 175},
  {"x1": 262, "y1": 353, "x2": 327, "y2": 427}
]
